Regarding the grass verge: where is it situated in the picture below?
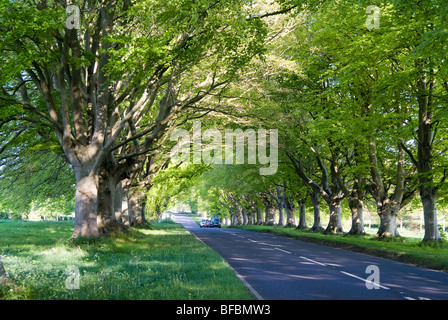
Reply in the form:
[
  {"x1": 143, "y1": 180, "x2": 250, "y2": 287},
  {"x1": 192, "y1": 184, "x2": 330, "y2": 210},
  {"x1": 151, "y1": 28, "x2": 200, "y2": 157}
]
[
  {"x1": 232, "y1": 224, "x2": 448, "y2": 272},
  {"x1": 0, "y1": 219, "x2": 254, "y2": 300}
]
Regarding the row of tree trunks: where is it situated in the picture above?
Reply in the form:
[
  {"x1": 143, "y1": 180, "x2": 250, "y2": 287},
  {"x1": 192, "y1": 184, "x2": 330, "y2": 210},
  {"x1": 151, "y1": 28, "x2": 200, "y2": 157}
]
[{"x1": 76, "y1": 168, "x2": 148, "y2": 239}]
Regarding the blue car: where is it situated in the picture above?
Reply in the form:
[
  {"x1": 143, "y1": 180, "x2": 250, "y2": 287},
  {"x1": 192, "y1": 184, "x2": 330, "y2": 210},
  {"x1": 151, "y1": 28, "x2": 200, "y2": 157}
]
[{"x1": 210, "y1": 218, "x2": 221, "y2": 228}]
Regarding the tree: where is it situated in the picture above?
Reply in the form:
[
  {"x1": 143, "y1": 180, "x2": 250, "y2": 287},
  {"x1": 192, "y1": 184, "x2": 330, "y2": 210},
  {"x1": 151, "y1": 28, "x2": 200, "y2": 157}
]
[
  {"x1": 390, "y1": 0, "x2": 448, "y2": 241},
  {"x1": 0, "y1": 0, "x2": 268, "y2": 239}
]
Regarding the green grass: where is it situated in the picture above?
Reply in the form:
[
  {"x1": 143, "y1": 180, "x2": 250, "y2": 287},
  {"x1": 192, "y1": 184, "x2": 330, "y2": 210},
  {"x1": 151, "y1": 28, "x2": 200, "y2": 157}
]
[
  {"x1": 232, "y1": 224, "x2": 448, "y2": 272},
  {"x1": 0, "y1": 219, "x2": 254, "y2": 300}
]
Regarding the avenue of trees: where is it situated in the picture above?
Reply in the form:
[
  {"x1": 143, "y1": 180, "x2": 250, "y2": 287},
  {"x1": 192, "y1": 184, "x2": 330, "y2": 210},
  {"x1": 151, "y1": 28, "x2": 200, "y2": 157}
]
[{"x1": 1, "y1": 0, "x2": 447, "y2": 242}]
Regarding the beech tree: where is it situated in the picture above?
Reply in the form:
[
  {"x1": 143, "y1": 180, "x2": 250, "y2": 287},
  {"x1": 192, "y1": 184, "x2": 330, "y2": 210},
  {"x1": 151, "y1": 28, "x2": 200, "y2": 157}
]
[
  {"x1": 0, "y1": 0, "x2": 269, "y2": 239},
  {"x1": 1, "y1": 0, "x2": 446, "y2": 244}
]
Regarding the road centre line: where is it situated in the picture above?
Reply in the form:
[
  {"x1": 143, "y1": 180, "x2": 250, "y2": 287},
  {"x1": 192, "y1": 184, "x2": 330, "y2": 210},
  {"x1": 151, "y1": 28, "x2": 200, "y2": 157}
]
[
  {"x1": 300, "y1": 256, "x2": 327, "y2": 266},
  {"x1": 219, "y1": 226, "x2": 435, "y2": 299},
  {"x1": 340, "y1": 271, "x2": 390, "y2": 290},
  {"x1": 244, "y1": 237, "x2": 284, "y2": 247},
  {"x1": 404, "y1": 296, "x2": 430, "y2": 300},
  {"x1": 221, "y1": 226, "x2": 431, "y2": 299},
  {"x1": 275, "y1": 248, "x2": 292, "y2": 254},
  {"x1": 258, "y1": 242, "x2": 283, "y2": 247}
]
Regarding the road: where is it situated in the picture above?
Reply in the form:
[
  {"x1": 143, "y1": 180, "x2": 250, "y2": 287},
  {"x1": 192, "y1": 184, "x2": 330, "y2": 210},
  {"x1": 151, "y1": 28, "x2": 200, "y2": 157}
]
[{"x1": 174, "y1": 213, "x2": 448, "y2": 300}]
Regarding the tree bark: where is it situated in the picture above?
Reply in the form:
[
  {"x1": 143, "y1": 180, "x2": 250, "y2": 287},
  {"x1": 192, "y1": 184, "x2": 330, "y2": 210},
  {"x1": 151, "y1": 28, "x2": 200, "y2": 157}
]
[
  {"x1": 256, "y1": 206, "x2": 264, "y2": 224},
  {"x1": 97, "y1": 172, "x2": 113, "y2": 234},
  {"x1": 296, "y1": 201, "x2": 307, "y2": 229},
  {"x1": 368, "y1": 139, "x2": 408, "y2": 238},
  {"x1": 275, "y1": 186, "x2": 285, "y2": 226},
  {"x1": 113, "y1": 181, "x2": 124, "y2": 222},
  {"x1": 347, "y1": 197, "x2": 365, "y2": 235},
  {"x1": 324, "y1": 196, "x2": 343, "y2": 234},
  {"x1": 128, "y1": 190, "x2": 148, "y2": 226},
  {"x1": 287, "y1": 152, "x2": 343, "y2": 233},
  {"x1": 242, "y1": 207, "x2": 248, "y2": 225},
  {"x1": 324, "y1": 156, "x2": 344, "y2": 234},
  {"x1": 416, "y1": 68, "x2": 442, "y2": 241},
  {"x1": 421, "y1": 189, "x2": 441, "y2": 241},
  {"x1": 285, "y1": 196, "x2": 296, "y2": 227},
  {"x1": 72, "y1": 173, "x2": 100, "y2": 239},
  {"x1": 263, "y1": 202, "x2": 275, "y2": 225},
  {"x1": 310, "y1": 190, "x2": 322, "y2": 231},
  {"x1": 121, "y1": 190, "x2": 131, "y2": 228},
  {"x1": 236, "y1": 205, "x2": 243, "y2": 225},
  {"x1": 376, "y1": 202, "x2": 400, "y2": 237}
]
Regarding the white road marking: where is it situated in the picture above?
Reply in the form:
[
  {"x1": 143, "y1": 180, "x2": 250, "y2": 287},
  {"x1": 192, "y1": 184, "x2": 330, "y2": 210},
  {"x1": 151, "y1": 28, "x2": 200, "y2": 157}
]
[
  {"x1": 258, "y1": 242, "x2": 283, "y2": 247},
  {"x1": 300, "y1": 256, "x2": 327, "y2": 266},
  {"x1": 275, "y1": 248, "x2": 292, "y2": 254},
  {"x1": 404, "y1": 296, "x2": 431, "y2": 300},
  {"x1": 340, "y1": 271, "x2": 390, "y2": 290}
]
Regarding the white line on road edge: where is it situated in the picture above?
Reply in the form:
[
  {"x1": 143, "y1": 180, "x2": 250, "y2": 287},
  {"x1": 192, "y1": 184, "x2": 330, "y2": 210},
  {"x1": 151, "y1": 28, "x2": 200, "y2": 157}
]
[
  {"x1": 231, "y1": 268, "x2": 264, "y2": 301},
  {"x1": 275, "y1": 248, "x2": 292, "y2": 254},
  {"x1": 340, "y1": 271, "x2": 390, "y2": 290},
  {"x1": 176, "y1": 216, "x2": 264, "y2": 301},
  {"x1": 300, "y1": 256, "x2": 327, "y2": 266}
]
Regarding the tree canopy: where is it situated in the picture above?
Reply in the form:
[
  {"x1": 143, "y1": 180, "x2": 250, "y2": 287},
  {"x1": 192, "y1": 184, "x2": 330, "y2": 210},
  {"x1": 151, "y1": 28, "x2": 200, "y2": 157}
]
[{"x1": 0, "y1": 0, "x2": 447, "y2": 242}]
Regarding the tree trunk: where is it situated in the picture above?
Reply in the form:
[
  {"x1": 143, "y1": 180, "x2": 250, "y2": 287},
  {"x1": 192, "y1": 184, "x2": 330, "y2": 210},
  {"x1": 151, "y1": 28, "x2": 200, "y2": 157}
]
[
  {"x1": 310, "y1": 191, "x2": 322, "y2": 231},
  {"x1": 277, "y1": 204, "x2": 285, "y2": 226},
  {"x1": 421, "y1": 190, "x2": 441, "y2": 241},
  {"x1": 113, "y1": 181, "x2": 124, "y2": 222},
  {"x1": 231, "y1": 212, "x2": 237, "y2": 226},
  {"x1": 97, "y1": 172, "x2": 113, "y2": 234},
  {"x1": 296, "y1": 201, "x2": 307, "y2": 230},
  {"x1": 72, "y1": 173, "x2": 100, "y2": 239},
  {"x1": 97, "y1": 171, "x2": 124, "y2": 234},
  {"x1": 368, "y1": 138, "x2": 409, "y2": 238},
  {"x1": 276, "y1": 186, "x2": 285, "y2": 226},
  {"x1": 324, "y1": 196, "x2": 343, "y2": 234},
  {"x1": 129, "y1": 190, "x2": 148, "y2": 226},
  {"x1": 416, "y1": 66, "x2": 442, "y2": 241},
  {"x1": 264, "y1": 202, "x2": 275, "y2": 225},
  {"x1": 256, "y1": 206, "x2": 264, "y2": 224},
  {"x1": 236, "y1": 206, "x2": 243, "y2": 225},
  {"x1": 285, "y1": 196, "x2": 296, "y2": 227},
  {"x1": 376, "y1": 202, "x2": 400, "y2": 238},
  {"x1": 121, "y1": 192, "x2": 131, "y2": 228},
  {"x1": 347, "y1": 197, "x2": 365, "y2": 235},
  {"x1": 242, "y1": 207, "x2": 248, "y2": 225}
]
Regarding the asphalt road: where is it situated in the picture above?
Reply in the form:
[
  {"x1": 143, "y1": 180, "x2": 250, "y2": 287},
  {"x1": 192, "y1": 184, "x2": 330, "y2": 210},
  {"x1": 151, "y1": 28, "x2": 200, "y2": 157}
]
[{"x1": 174, "y1": 213, "x2": 448, "y2": 300}]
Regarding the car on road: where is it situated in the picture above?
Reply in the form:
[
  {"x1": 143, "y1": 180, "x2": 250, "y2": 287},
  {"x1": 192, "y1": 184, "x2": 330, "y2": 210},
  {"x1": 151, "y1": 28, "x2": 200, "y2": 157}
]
[
  {"x1": 210, "y1": 218, "x2": 221, "y2": 228},
  {"x1": 200, "y1": 219, "x2": 210, "y2": 228}
]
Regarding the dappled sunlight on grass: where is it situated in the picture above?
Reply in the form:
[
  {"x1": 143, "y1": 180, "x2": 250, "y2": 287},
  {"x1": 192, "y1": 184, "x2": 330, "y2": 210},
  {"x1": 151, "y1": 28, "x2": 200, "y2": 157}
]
[{"x1": 0, "y1": 219, "x2": 253, "y2": 300}]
